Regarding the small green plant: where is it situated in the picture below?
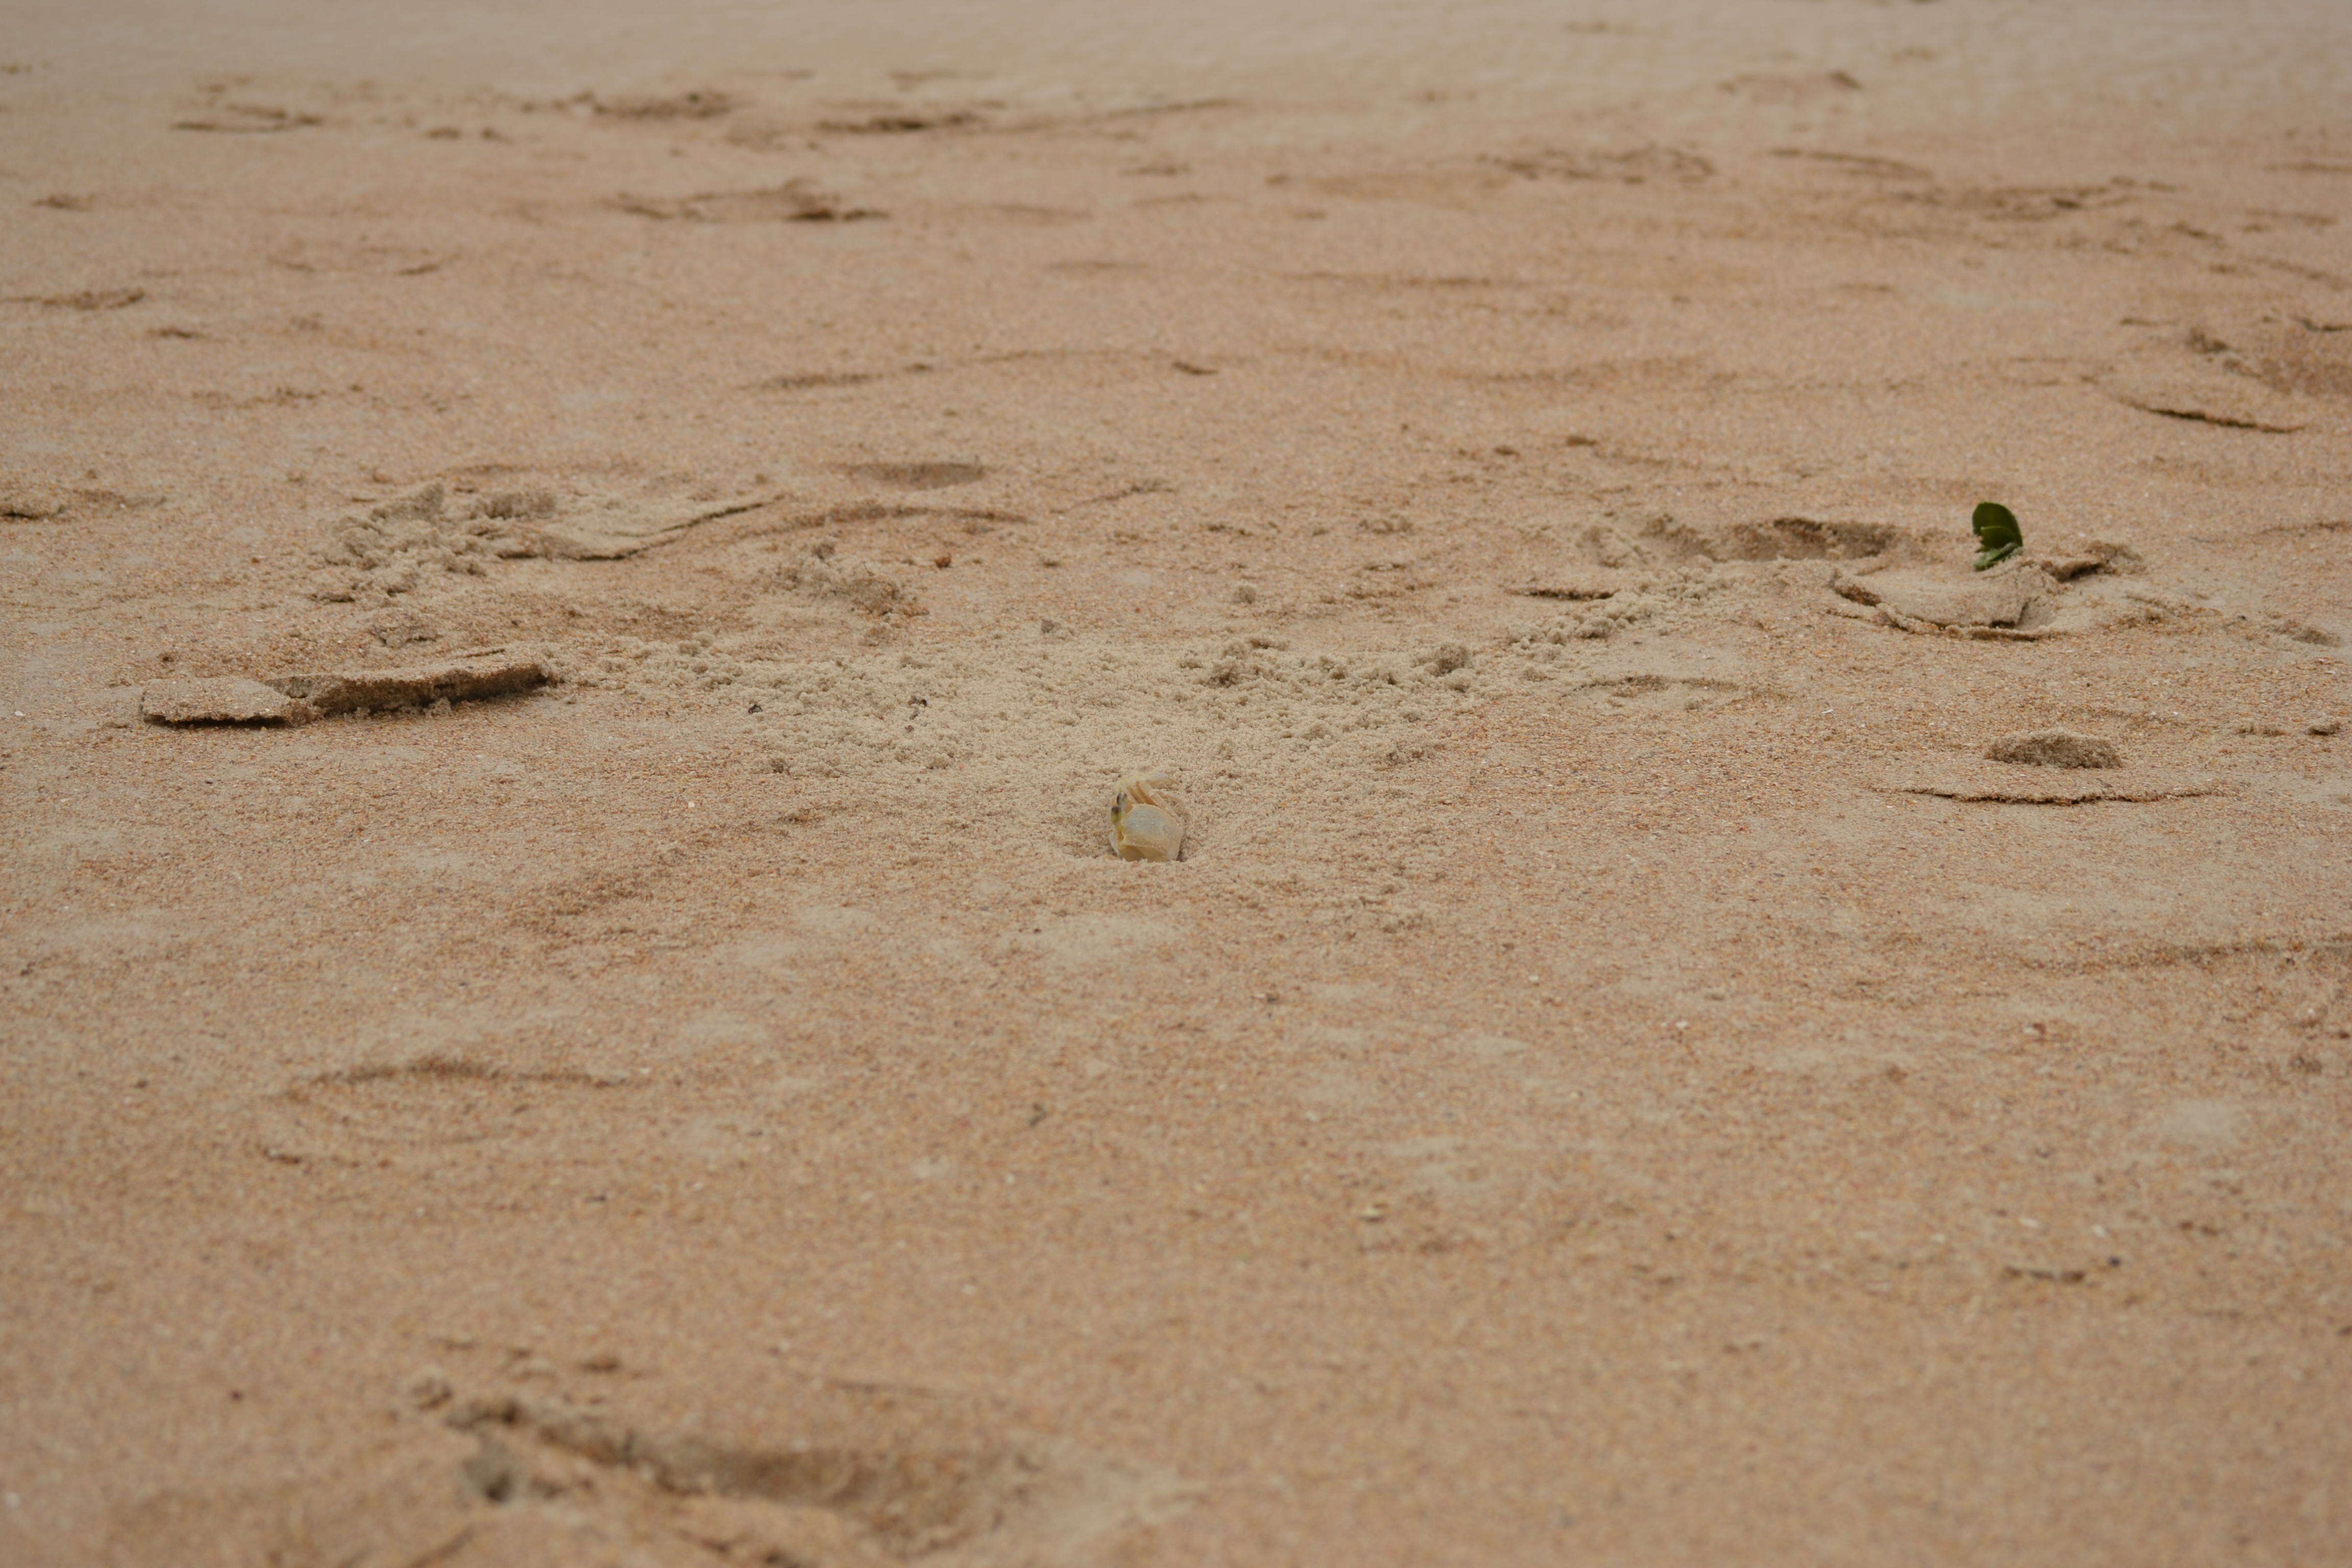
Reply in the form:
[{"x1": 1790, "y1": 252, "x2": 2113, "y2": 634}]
[{"x1": 1972, "y1": 502, "x2": 2023, "y2": 571}]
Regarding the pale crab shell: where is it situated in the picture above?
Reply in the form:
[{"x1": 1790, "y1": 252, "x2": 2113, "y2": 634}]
[{"x1": 1110, "y1": 771, "x2": 1188, "y2": 862}]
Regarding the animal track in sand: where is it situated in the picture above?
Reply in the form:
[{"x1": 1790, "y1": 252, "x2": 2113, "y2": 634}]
[
  {"x1": 7, "y1": 285, "x2": 145, "y2": 310},
  {"x1": 611, "y1": 179, "x2": 880, "y2": 223},
  {"x1": 751, "y1": 346, "x2": 1176, "y2": 400},
  {"x1": 1718, "y1": 68, "x2": 1864, "y2": 104},
  {"x1": 1297, "y1": 168, "x2": 1512, "y2": 208},
  {"x1": 1486, "y1": 144, "x2": 1715, "y2": 184},
  {"x1": 309, "y1": 476, "x2": 788, "y2": 589},
  {"x1": 843, "y1": 461, "x2": 988, "y2": 491},
  {"x1": 253, "y1": 1056, "x2": 634, "y2": 1170},
  {"x1": 589, "y1": 88, "x2": 737, "y2": 121},
  {"x1": 817, "y1": 105, "x2": 987, "y2": 134},
  {"x1": 266, "y1": 238, "x2": 455, "y2": 276},
  {"x1": 1769, "y1": 148, "x2": 1932, "y2": 181},
  {"x1": 755, "y1": 370, "x2": 883, "y2": 391},
  {"x1": 171, "y1": 102, "x2": 320, "y2": 133}
]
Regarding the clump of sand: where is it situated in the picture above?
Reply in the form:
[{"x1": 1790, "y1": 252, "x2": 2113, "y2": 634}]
[{"x1": 1986, "y1": 728, "x2": 2123, "y2": 769}]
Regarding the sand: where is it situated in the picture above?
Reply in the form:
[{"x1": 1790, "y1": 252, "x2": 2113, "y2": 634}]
[{"x1": 4, "y1": 2, "x2": 2350, "y2": 1563}]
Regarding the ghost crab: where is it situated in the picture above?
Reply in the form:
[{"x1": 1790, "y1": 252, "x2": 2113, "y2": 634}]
[{"x1": 1110, "y1": 771, "x2": 1188, "y2": 862}]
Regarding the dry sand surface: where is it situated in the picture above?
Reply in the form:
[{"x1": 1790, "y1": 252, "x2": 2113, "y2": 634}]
[{"x1": 5, "y1": 1, "x2": 2352, "y2": 1562}]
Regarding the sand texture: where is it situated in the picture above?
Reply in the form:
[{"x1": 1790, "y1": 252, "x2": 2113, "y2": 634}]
[{"x1": 5, "y1": 2, "x2": 2352, "y2": 1563}]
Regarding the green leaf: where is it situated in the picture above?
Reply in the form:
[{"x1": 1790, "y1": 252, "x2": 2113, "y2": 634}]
[{"x1": 1972, "y1": 501, "x2": 2023, "y2": 571}]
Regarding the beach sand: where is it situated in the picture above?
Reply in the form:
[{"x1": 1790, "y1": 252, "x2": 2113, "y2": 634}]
[{"x1": 4, "y1": 2, "x2": 2350, "y2": 1562}]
